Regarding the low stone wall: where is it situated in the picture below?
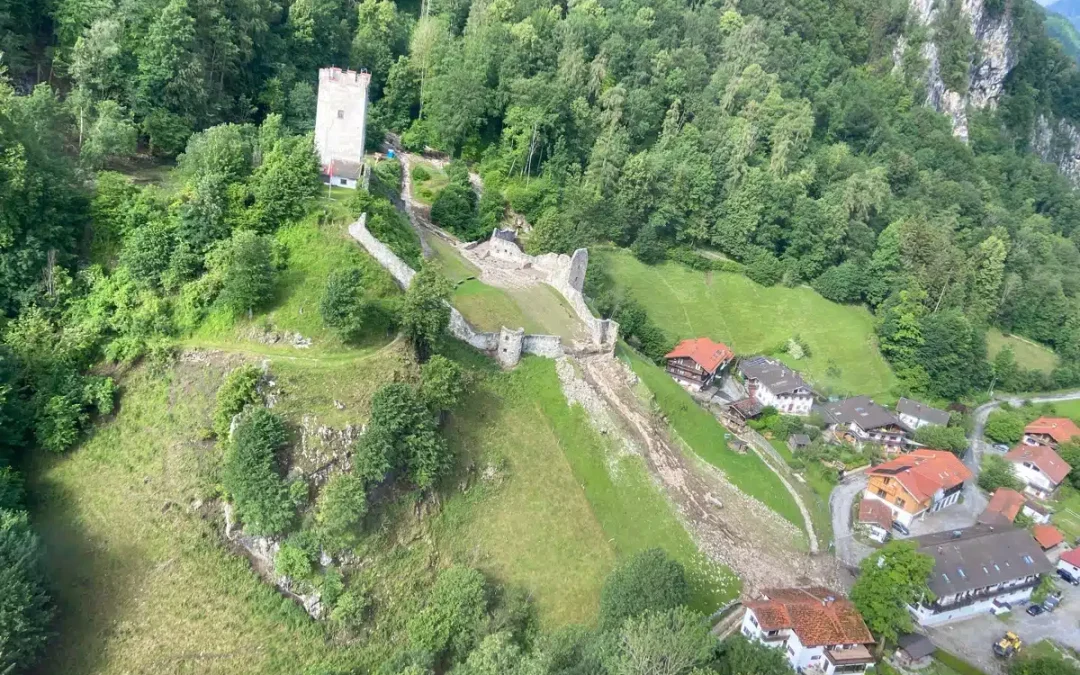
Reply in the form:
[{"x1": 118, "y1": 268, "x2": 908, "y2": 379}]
[{"x1": 349, "y1": 215, "x2": 562, "y2": 367}]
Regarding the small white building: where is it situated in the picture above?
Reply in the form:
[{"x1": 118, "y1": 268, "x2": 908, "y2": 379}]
[
  {"x1": 1058, "y1": 548, "x2": 1080, "y2": 580},
  {"x1": 895, "y1": 397, "x2": 950, "y2": 431},
  {"x1": 738, "y1": 356, "x2": 814, "y2": 416},
  {"x1": 315, "y1": 67, "x2": 370, "y2": 189},
  {"x1": 909, "y1": 525, "x2": 1053, "y2": 627},
  {"x1": 1004, "y1": 444, "x2": 1071, "y2": 499},
  {"x1": 741, "y1": 587, "x2": 876, "y2": 675}
]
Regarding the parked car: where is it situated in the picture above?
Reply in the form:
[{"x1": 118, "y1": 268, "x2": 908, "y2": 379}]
[
  {"x1": 1043, "y1": 594, "x2": 1062, "y2": 613},
  {"x1": 1026, "y1": 604, "x2": 1045, "y2": 616},
  {"x1": 1058, "y1": 568, "x2": 1080, "y2": 586},
  {"x1": 892, "y1": 520, "x2": 910, "y2": 536},
  {"x1": 994, "y1": 444, "x2": 1010, "y2": 453}
]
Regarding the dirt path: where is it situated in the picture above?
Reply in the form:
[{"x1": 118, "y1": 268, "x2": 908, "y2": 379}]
[{"x1": 573, "y1": 353, "x2": 845, "y2": 595}]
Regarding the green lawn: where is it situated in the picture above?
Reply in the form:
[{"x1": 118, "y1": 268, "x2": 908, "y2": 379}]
[
  {"x1": 601, "y1": 249, "x2": 897, "y2": 399},
  {"x1": 411, "y1": 160, "x2": 450, "y2": 205},
  {"x1": 440, "y1": 358, "x2": 739, "y2": 624},
  {"x1": 623, "y1": 347, "x2": 804, "y2": 530},
  {"x1": 768, "y1": 439, "x2": 834, "y2": 549},
  {"x1": 191, "y1": 200, "x2": 401, "y2": 355},
  {"x1": 988, "y1": 328, "x2": 1059, "y2": 375},
  {"x1": 1051, "y1": 487, "x2": 1080, "y2": 544},
  {"x1": 428, "y1": 235, "x2": 480, "y2": 283}
]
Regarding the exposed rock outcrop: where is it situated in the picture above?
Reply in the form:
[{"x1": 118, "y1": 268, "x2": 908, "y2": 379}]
[
  {"x1": 904, "y1": 0, "x2": 1014, "y2": 141},
  {"x1": 1032, "y1": 114, "x2": 1080, "y2": 185}
]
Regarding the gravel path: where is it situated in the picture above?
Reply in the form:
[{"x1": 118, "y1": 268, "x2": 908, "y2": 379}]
[{"x1": 830, "y1": 474, "x2": 873, "y2": 568}]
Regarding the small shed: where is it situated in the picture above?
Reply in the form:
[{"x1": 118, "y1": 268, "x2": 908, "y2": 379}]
[
  {"x1": 1033, "y1": 524, "x2": 1065, "y2": 551},
  {"x1": 858, "y1": 498, "x2": 893, "y2": 544},
  {"x1": 729, "y1": 438, "x2": 748, "y2": 454},
  {"x1": 895, "y1": 633, "x2": 935, "y2": 669},
  {"x1": 787, "y1": 434, "x2": 811, "y2": 452}
]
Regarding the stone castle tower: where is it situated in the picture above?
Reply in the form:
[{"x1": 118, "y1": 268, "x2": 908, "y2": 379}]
[{"x1": 314, "y1": 68, "x2": 371, "y2": 187}]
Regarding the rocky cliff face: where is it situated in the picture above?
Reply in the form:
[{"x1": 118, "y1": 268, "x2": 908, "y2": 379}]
[
  {"x1": 905, "y1": 0, "x2": 1015, "y2": 141},
  {"x1": 1032, "y1": 114, "x2": 1080, "y2": 182}
]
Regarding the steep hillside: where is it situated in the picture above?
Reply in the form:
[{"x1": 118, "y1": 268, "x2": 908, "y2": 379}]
[{"x1": 1045, "y1": 8, "x2": 1080, "y2": 61}]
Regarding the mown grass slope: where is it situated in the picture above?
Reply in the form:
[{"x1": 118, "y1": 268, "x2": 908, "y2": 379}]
[
  {"x1": 602, "y1": 249, "x2": 897, "y2": 399},
  {"x1": 987, "y1": 328, "x2": 1059, "y2": 375}
]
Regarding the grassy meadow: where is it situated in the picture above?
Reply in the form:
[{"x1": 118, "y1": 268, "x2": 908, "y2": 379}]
[
  {"x1": 28, "y1": 201, "x2": 740, "y2": 671},
  {"x1": 601, "y1": 249, "x2": 897, "y2": 399},
  {"x1": 410, "y1": 160, "x2": 450, "y2": 205},
  {"x1": 623, "y1": 347, "x2": 804, "y2": 531},
  {"x1": 987, "y1": 328, "x2": 1059, "y2": 374}
]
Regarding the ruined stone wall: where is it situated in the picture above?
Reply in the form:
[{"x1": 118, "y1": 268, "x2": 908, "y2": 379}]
[
  {"x1": 348, "y1": 215, "x2": 415, "y2": 288},
  {"x1": 350, "y1": 215, "x2": 563, "y2": 367},
  {"x1": 523, "y1": 334, "x2": 564, "y2": 358}
]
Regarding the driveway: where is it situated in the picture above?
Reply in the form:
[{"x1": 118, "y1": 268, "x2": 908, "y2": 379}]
[
  {"x1": 830, "y1": 474, "x2": 873, "y2": 568},
  {"x1": 928, "y1": 582, "x2": 1080, "y2": 674}
]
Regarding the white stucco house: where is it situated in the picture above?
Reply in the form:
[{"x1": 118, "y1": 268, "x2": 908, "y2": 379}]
[
  {"x1": 909, "y1": 525, "x2": 1053, "y2": 627},
  {"x1": 1058, "y1": 548, "x2": 1080, "y2": 580},
  {"x1": 741, "y1": 587, "x2": 876, "y2": 675},
  {"x1": 738, "y1": 356, "x2": 814, "y2": 416},
  {"x1": 1004, "y1": 444, "x2": 1072, "y2": 499}
]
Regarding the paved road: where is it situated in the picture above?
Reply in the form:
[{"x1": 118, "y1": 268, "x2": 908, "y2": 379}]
[
  {"x1": 929, "y1": 581, "x2": 1080, "y2": 674},
  {"x1": 830, "y1": 474, "x2": 873, "y2": 567}
]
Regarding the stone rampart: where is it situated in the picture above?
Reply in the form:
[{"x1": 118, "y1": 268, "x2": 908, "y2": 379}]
[{"x1": 349, "y1": 215, "x2": 563, "y2": 367}]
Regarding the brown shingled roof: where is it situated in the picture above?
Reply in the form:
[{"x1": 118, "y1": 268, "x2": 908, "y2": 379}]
[
  {"x1": 1025, "y1": 417, "x2": 1080, "y2": 444},
  {"x1": 868, "y1": 449, "x2": 972, "y2": 503},
  {"x1": 858, "y1": 499, "x2": 893, "y2": 529},
  {"x1": 1033, "y1": 524, "x2": 1064, "y2": 549},
  {"x1": 744, "y1": 587, "x2": 874, "y2": 647},
  {"x1": 982, "y1": 488, "x2": 1026, "y2": 523}
]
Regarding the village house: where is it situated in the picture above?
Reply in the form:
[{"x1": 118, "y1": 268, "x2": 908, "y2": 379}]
[
  {"x1": 909, "y1": 524, "x2": 1053, "y2": 627},
  {"x1": 857, "y1": 498, "x2": 893, "y2": 543},
  {"x1": 314, "y1": 67, "x2": 370, "y2": 189},
  {"x1": 895, "y1": 397, "x2": 950, "y2": 431},
  {"x1": 824, "y1": 396, "x2": 908, "y2": 452},
  {"x1": 788, "y1": 434, "x2": 812, "y2": 453},
  {"x1": 663, "y1": 338, "x2": 734, "y2": 391},
  {"x1": 1032, "y1": 524, "x2": 1065, "y2": 553},
  {"x1": 1004, "y1": 443, "x2": 1072, "y2": 499},
  {"x1": 1022, "y1": 416, "x2": 1080, "y2": 448},
  {"x1": 740, "y1": 587, "x2": 876, "y2": 675},
  {"x1": 1022, "y1": 500, "x2": 1051, "y2": 525},
  {"x1": 977, "y1": 488, "x2": 1027, "y2": 526},
  {"x1": 1058, "y1": 548, "x2": 1080, "y2": 580},
  {"x1": 894, "y1": 634, "x2": 936, "y2": 670},
  {"x1": 738, "y1": 356, "x2": 814, "y2": 416},
  {"x1": 863, "y1": 449, "x2": 971, "y2": 527}
]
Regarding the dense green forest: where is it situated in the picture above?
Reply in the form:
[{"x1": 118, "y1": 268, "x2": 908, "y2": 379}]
[{"x1": 6, "y1": 0, "x2": 1080, "y2": 670}]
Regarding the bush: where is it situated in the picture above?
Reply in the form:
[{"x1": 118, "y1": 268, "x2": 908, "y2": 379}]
[
  {"x1": 223, "y1": 408, "x2": 294, "y2": 535},
  {"x1": 214, "y1": 365, "x2": 262, "y2": 438},
  {"x1": 275, "y1": 541, "x2": 313, "y2": 581},
  {"x1": 745, "y1": 251, "x2": 784, "y2": 286},
  {"x1": 410, "y1": 165, "x2": 431, "y2": 182},
  {"x1": 978, "y1": 455, "x2": 1023, "y2": 493},
  {"x1": 355, "y1": 382, "x2": 450, "y2": 488},
  {"x1": 598, "y1": 548, "x2": 689, "y2": 630},
  {"x1": 331, "y1": 588, "x2": 371, "y2": 627},
  {"x1": 430, "y1": 184, "x2": 478, "y2": 238},
  {"x1": 316, "y1": 472, "x2": 368, "y2": 553},
  {"x1": 407, "y1": 565, "x2": 489, "y2": 663},
  {"x1": 812, "y1": 262, "x2": 866, "y2": 304},
  {"x1": 215, "y1": 230, "x2": 277, "y2": 317},
  {"x1": 984, "y1": 410, "x2": 1025, "y2": 445}
]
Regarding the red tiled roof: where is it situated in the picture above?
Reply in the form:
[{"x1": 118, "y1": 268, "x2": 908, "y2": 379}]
[
  {"x1": 664, "y1": 338, "x2": 733, "y2": 375},
  {"x1": 868, "y1": 449, "x2": 972, "y2": 503},
  {"x1": 744, "y1": 587, "x2": 874, "y2": 647},
  {"x1": 858, "y1": 499, "x2": 893, "y2": 529},
  {"x1": 1024, "y1": 417, "x2": 1080, "y2": 444},
  {"x1": 983, "y1": 488, "x2": 1026, "y2": 522},
  {"x1": 1061, "y1": 548, "x2": 1080, "y2": 568},
  {"x1": 1004, "y1": 444, "x2": 1072, "y2": 485},
  {"x1": 1033, "y1": 524, "x2": 1065, "y2": 549}
]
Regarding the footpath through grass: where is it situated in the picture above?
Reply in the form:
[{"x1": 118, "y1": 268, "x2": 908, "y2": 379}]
[
  {"x1": 623, "y1": 347, "x2": 804, "y2": 529},
  {"x1": 439, "y1": 357, "x2": 739, "y2": 623},
  {"x1": 602, "y1": 249, "x2": 897, "y2": 399}
]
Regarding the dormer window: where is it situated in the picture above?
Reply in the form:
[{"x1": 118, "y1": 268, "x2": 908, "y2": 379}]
[{"x1": 337, "y1": 110, "x2": 345, "y2": 119}]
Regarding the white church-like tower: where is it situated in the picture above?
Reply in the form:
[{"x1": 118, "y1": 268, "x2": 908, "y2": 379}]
[{"x1": 314, "y1": 67, "x2": 371, "y2": 189}]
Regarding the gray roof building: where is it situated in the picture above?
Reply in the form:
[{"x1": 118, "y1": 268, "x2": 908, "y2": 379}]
[
  {"x1": 738, "y1": 356, "x2": 810, "y2": 395},
  {"x1": 823, "y1": 396, "x2": 901, "y2": 431},
  {"x1": 897, "y1": 634, "x2": 935, "y2": 661},
  {"x1": 896, "y1": 397, "x2": 951, "y2": 427},
  {"x1": 913, "y1": 524, "x2": 1053, "y2": 598}
]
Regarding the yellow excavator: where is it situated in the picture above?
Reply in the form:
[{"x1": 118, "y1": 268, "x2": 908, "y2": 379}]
[{"x1": 993, "y1": 632, "x2": 1023, "y2": 658}]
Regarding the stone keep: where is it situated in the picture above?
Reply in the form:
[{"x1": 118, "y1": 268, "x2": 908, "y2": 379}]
[{"x1": 315, "y1": 68, "x2": 371, "y2": 171}]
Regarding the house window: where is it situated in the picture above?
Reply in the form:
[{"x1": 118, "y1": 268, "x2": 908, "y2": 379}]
[
  {"x1": 895, "y1": 497, "x2": 905, "y2": 507},
  {"x1": 338, "y1": 178, "x2": 348, "y2": 185},
  {"x1": 877, "y1": 489, "x2": 887, "y2": 498},
  {"x1": 337, "y1": 109, "x2": 345, "y2": 118}
]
